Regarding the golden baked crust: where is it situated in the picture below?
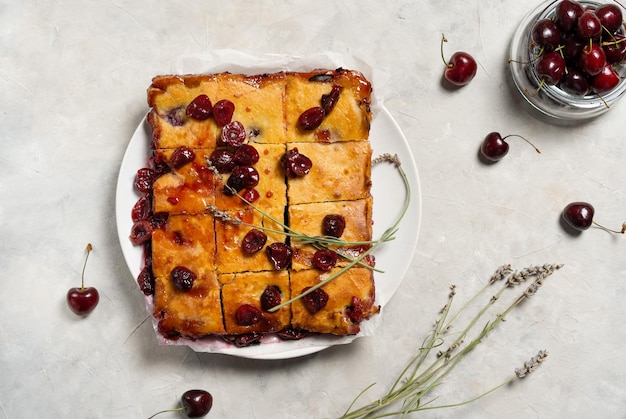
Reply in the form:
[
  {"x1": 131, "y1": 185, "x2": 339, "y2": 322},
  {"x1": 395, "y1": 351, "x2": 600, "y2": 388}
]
[
  {"x1": 286, "y1": 141, "x2": 372, "y2": 205},
  {"x1": 289, "y1": 197, "x2": 373, "y2": 271},
  {"x1": 289, "y1": 267, "x2": 378, "y2": 335},
  {"x1": 138, "y1": 69, "x2": 376, "y2": 342},
  {"x1": 220, "y1": 270, "x2": 291, "y2": 334}
]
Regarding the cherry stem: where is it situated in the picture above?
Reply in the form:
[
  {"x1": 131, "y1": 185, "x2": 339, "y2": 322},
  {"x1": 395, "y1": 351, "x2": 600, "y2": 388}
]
[
  {"x1": 81, "y1": 243, "x2": 92, "y2": 290},
  {"x1": 440, "y1": 33, "x2": 452, "y2": 68},
  {"x1": 147, "y1": 407, "x2": 185, "y2": 419},
  {"x1": 502, "y1": 135, "x2": 541, "y2": 154},
  {"x1": 592, "y1": 221, "x2": 626, "y2": 234}
]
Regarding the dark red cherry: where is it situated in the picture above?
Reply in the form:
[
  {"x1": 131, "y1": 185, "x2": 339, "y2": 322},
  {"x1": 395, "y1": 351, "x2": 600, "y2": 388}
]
[
  {"x1": 561, "y1": 34, "x2": 585, "y2": 62},
  {"x1": 225, "y1": 166, "x2": 259, "y2": 195},
  {"x1": 235, "y1": 304, "x2": 262, "y2": 326},
  {"x1": 298, "y1": 107, "x2": 326, "y2": 130},
  {"x1": 147, "y1": 389, "x2": 213, "y2": 419},
  {"x1": 480, "y1": 132, "x2": 541, "y2": 162},
  {"x1": 137, "y1": 266, "x2": 154, "y2": 296},
  {"x1": 579, "y1": 43, "x2": 607, "y2": 76},
  {"x1": 260, "y1": 285, "x2": 282, "y2": 311},
  {"x1": 170, "y1": 146, "x2": 196, "y2": 169},
  {"x1": 595, "y1": 4, "x2": 623, "y2": 32},
  {"x1": 209, "y1": 148, "x2": 236, "y2": 173},
  {"x1": 321, "y1": 85, "x2": 343, "y2": 114},
  {"x1": 233, "y1": 144, "x2": 260, "y2": 166},
  {"x1": 241, "y1": 229, "x2": 267, "y2": 255},
  {"x1": 241, "y1": 188, "x2": 260, "y2": 203},
  {"x1": 562, "y1": 202, "x2": 626, "y2": 234},
  {"x1": 266, "y1": 243, "x2": 292, "y2": 270},
  {"x1": 170, "y1": 266, "x2": 196, "y2": 291},
  {"x1": 322, "y1": 214, "x2": 346, "y2": 238},
  {"x1": 67, "y1": 244, "x2": 99, "y2": 316},
  {"x1": 532, "y1": 18, "x2": 562, "y2": 51},
  {"x1": 603, "y1": 34, "x2": 626, "y2": 65},
  {"x1": 131, "y1": 195, "x2": 152, "y2": 222},
  {"x1": 577, "y1": 10, "x2": 603, "y2": 39},
  {"x1": 562, "y1": 202, "x2": 594, "y2": 230},
  {"x1": 591, "y1": 64, "x2": 621, "y2": 93},
  {"x1": 555, "y1": 0, "x2": 584, "y2": 32},
  {"x1": 440, "y1": 34, "x2": 477, "y2": 86},
  {"x1": 186, "y1": 95, "x2": 213, "y2": 120},
  {"x1": 134, "y1": 168, "x2": 155, "y2": 193},
  {"x1": 535, "y1": 51, "x2": 566, "y2": 85},
  {"x1": 282, "y1": 148, "x2": 313, "y2": 177},
  {"x1": 560, "y1": 68, "x2": 591, "y2": 95},
  {"x1": 212, "y1": 99, "x2": 235, "y2": 126},
  {"x1": 220, "y1": 120, "x2": 246, "y2": 147},
  {"x1": 181, "y1": 390, "x2": 213, "y2": 417},
  {"x1": 129, "y1": 220, "x2": 153, "y2": 245},
  {"x1": 311, "y1": 249, "x2": 338, "y2": 271},
  {"x1": 301, "y1": 287, "x2": 329, "y2": 313}
]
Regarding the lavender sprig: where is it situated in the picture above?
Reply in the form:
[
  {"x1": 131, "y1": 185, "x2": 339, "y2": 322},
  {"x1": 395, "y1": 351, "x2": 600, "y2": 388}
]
[{"x1": 336, "y1": 263, "x2": 563, "y2": 419}]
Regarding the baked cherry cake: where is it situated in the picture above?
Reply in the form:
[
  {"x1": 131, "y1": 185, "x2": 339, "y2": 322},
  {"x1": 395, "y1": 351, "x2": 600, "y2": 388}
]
[{"x1": 130, "y1": 68, "x2": 379, "y2": 347}]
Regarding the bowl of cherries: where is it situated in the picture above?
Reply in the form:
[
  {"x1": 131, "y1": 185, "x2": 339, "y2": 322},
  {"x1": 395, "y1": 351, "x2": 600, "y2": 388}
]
[{"x1": 509, "y1": 0, "x2": 626, "y2": 121}]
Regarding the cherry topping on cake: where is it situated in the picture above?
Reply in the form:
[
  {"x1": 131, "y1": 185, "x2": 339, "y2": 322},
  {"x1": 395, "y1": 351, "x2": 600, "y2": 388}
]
[
  {"x1": 311, "y1": 249, "x2": 338, "y2": 271},
  {"x1": 241, "y1": 229, "x2": 267, "y2": 255},
  {"x1": 186, "y1": 94, "x2": 213, "y2": 120},
  {"x1": 277, "y1": 327, "x2": 309, "y2": 340},
  {"x1": 131, "y1": 195, "x2": 152, "y2": 222},
  {"x1": 134, "y1": 168, "x2": 155, "y2": 193},
  {"x1": 235, "y1": 304, "x2": 263, "y2": 326},
  {"x1": 302, "y1": 287, "x2": 329, "y2": 313},
  {"x1": 225, "y1": 166, "x2": 260, "y2": 195},
  {"x1": 322, "y1": 214, "x2": 346, "y2": 237},
  {"x1": 266, "y1": 243, "x2": 292, "y2": 270},
  {"x1": 170, "y1": 266, "x2": 196, "y2": 291},
  {"x1": 260, "y1": 285, "x2": 282, "y2": 311},
  {"x1": 282, "y1": 148, "x2": 313, "y2": 177},
  {"x1": 346, "y1": 296, "x2": 368, "y2": 323},
  {"x1": 221, "y1": 120, "x2": 247, "y2": 147},
  {"x1": 241, "y1": 188, "x2": 260, "y2": 203},
  {"x1": 233, "y1": 144, "x2": 260, "y2": 166},
  {"x1": 321, "y1": 84, "x2": 343, "y2": 114},
  {"x1": 164, "y1": 107, "x2": 186, "y2": 126},
  {"x1": 212, "y1": 99, "x2": 235, "y2": 126},
  {"x1": 209, "y1": 148, "x2": 236, "y2": 173},
  {"x1": 170, "y1": 146, "x2": 196, "y2": 169},
  {"x1": 137, "y1": 266, "x2": 154, "y2": 296},
  {"x1": 298, "y1": 107, "x2": 326, "y2": 130},
  {"x1": 129, "y1": 220, "x2": 153, "y2": 245}
]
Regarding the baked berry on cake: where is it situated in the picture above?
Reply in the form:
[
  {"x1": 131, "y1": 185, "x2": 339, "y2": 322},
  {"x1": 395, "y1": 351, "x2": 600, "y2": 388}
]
[{"x1": 131, "y1": 68, "x2": 378, "y2": 345}]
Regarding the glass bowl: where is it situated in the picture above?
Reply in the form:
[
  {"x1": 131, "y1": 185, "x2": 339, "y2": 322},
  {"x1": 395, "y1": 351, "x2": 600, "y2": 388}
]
[{"x1": 509, "y1": 0, "x2": 626, "y2": 121}]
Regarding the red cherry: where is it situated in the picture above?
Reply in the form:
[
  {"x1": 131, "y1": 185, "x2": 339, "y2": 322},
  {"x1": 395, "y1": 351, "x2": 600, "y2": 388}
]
[
  {"x1": 562, "y1": 202, "x2": 594, "y2": 230},
  {"x1": 147, "y1": 389, "x2": 213, "y2": 419},
  {"x1": 66, "y1": 244, "x2": 99, "y2": 316},
  {"x1": 535, "y1": 51, "x2": 566, "y2": 85},
  {"x1": 441, "y1": 34, "x2": 477, "y2": 86},
  {"x1": 595, "y1": 4, "x2": 623, "y2": 33},
  {"x1": 579, "y1": 43, "x2": 607, "y2": 76},
  {"x1": 562, "y1": 202, "x2": 626, "y2": 234},
  {"x1": 591, "y1": 64, "x2": 621, "y2": 93},
  {"x1": 480, "y1": 132, "x2": 541, "y2": 162}
]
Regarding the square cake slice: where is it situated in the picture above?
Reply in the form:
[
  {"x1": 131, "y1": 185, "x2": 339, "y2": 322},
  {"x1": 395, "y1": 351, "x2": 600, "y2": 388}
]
[{"x1": 289, "y1": 267, "x2": 378, "y2": 335}]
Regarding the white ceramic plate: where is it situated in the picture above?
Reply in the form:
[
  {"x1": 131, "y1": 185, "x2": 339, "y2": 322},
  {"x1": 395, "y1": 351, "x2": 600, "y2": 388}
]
[{"x1": 115, "y1": 106, "x2": 421, "y2": 359}]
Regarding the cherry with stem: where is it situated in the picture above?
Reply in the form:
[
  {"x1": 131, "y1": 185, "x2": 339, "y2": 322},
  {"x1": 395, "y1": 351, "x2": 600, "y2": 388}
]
[
  {"x1": 440, "y1": 33, "x2": 477, "y2": 86},
  {"x1": 480, "y1": 132, "x2": 541, "y2": 162},
  {"x1": 561, "y1": 202, "x2": 626, "y2": 234},
  {"x1": 147, "y1": 389, "x2": 213, "y2": 418},
  {"x1": 66, "y1": 243, "x2": 99, "y2": 316}
]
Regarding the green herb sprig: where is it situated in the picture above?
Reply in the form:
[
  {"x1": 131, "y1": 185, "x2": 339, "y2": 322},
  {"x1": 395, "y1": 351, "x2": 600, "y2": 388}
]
[{"x1": 335, "y1": 263, "x2": 562, "y2": 418}]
